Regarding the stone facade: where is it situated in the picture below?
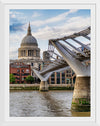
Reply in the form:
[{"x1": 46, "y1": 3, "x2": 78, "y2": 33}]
[
  {"x1": 71, "y1": 76, "x2": 90, "y2": 112},
  {"x1": 18, "y1": 23, "x2": 40, "y2": 60},
  {"x1": 18, "y1": 46, "x2": 40, "y2": 60},
  {"x1": 10, "y1": 23, "x2": 42, "y2": 79}
]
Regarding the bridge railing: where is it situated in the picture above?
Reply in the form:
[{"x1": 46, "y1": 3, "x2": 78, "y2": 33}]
[{"x1": 38, "y1": 27, "x2": 91, "y2": 76}]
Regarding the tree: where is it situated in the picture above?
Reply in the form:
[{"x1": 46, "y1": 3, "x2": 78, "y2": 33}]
[
  {"x1": 25, "y1": 75, "x2": 34, "y2": 84},
  {"x1": 10, "y1": 74, "x2": 15, "y2": 84}
]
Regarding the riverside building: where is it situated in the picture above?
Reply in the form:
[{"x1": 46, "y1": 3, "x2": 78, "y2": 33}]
[
  {"x1": 10, "y1": 62, "x2": 31, "y2": 84},
  {"x1": 10, "y1": 23, "x2": 42, "y2": 80}
]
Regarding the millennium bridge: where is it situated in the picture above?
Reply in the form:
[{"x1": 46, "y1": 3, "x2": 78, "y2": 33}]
[{"x1": 33, "y1": 27, "x2": 90, "y2": 112}]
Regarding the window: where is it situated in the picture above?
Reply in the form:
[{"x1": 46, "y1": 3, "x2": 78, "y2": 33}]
[
  {"x1": 24, "y1": 73, "x2": 30, "y2": 76},
  {"x1": 22, "y1": 77, "x2": 24, "y2": 81},
  {"x1": 51, "y1": 78, "x2": 55, "y2": 84},
  {"x1": 36, "y1": 50, "x2": 38, "y2": 56},
  {"x1": 26, "y1": 69, "x2": 29, "y2": 73},
  {"x1": 13, "y1": 73, "x2": 19, "y2": 76},
  {"x1": 62, "y1": 72, "x2": 65, "y2": 84},
  {"x1": 66, "y1": 78, "x2": 72, "y2": 84},
  {"x1": 17, "y1": 69, "x2": 20, "y2": 72},
  {"x1": 66, "y1": 78, "x2": 70, "y2": 84},
  {"x1": 21, "y1": 69, "x2": 24, "y2": 73},
  {"x1": 32, "y1": 72, "x2": 34, "y2": 76},
  {"x1": 57, "y1": 72, "x2": 60, "y2": 84},
  {"x1": 51, "y1": 73, "x2": 55, "y2": 84},
  {"x1": 51, "y1": 73, "x2": 55, "y2": 78},
  {"x1": 57, "y1": 72, "x2": 60, "y2": 78},
  {"x1": 28, "y1": 50, "x2": 31, "y2": 56},
  {"x1": 31, "y1": 63, "x2": 34, "y2": 66}
]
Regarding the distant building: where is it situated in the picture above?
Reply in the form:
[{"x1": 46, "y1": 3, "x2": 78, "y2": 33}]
[
  {"x1": 10, "y1": 23, "x2": 42, "y2": 79},
  {"x1": 10, "y1": 23, "x2": 76, "y2": 84},
  {"x1": 43, "y1": 51, "x2": 50, "y2": 61},
  {"x1": 10, "y1": 62, "x2": 31, "y2": 84},
  {"x1": 48, "y1": 69, "x2": 76, "y2": 85},
  {"x1": 18, "y1": 22, "x2": 40, "y2": 60}
]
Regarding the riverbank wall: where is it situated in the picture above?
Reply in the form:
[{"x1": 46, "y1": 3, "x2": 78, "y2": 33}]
[{"x1": 10, "y1": 84, "x2": 74, "y2": 90}]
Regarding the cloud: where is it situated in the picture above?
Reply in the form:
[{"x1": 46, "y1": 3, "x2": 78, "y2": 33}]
[
  {"x1": 29, "y1": 9, "x2": 79, "y2": 27},
  {"x1": 10, "y1": 11, "x2": 24, "y2": 19},
  {"x1": 9, "y1": 9, "x2": 79, "y2": 32},
  {"x1": 32, "y1": 12, "x2": 41, "y2": 18},
  {"x1": 9, "y1": 32, "x2": 25, "y2": 46},
  {"x1": 9, "y1": 9, "x2": 90, "y2": 59},
  {"x1": 10, "y1": 23, "x2": 25, "y2": 32},
  {"x1": 9, "y1": 47, "x2": 18, "y2": 59},
  {"x1": 32, "y1": 16, "x2": 90, "y2": 40},
  {"x1": 9, "y1": 32, "x2": 25, "y2": 59},
  {"x1": 9, "y1": 32, "x2": 26, "y2": 59},
  {"x1": 10, "y1": 10, "x2": 27, "y2": 26},
  {"x1": 10, "y1": 11, "x2": 27, "y2": 32},
  {"x1": 9, "y1": 15, "x2": 90, "y2": 59}
]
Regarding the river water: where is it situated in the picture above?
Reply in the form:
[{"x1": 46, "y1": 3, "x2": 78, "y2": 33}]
[{"x1": 10, "y1": 90, "x2": 90, "y2": 117}]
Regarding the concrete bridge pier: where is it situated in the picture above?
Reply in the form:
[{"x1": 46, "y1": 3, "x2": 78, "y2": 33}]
[
  {"x1": 71, "y1": 76, "x2": 90, "y2": 112},
  {"x1": 51, "y1": 40, "x2": 90, "y2": 112},
  {"x1": 33, "y1": 69, "x2": 52, "y2": 92},
  {"x1": 39, "y1": 81, "x2": 49, "y2": 91}
]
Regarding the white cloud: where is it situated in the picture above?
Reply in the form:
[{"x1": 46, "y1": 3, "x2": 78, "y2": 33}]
[
  {"x1": 9, "y1": 47, "x2": 18, "y2": 59},
  {"x1": 10, "y1": 14, "x2": 16, "y2": 18},
  {"x1": 32, "y1": 16, "x2": 90, "y2": 40},
  {"x1": 10, "y1": 11, "x2": 26, "y2": 20},
  {"x1": 9, "y1": 33, "x2": 25, "y2": 59},
  {"x1": 9, "y1": 10, "x2": 90, "y2": 59},
  {"x1": 32, "y1": 12, "x2": 41, "y2": 18},
  {"x1": 29, "y1": 9, "x2": 79, "y2": 27},
  {"x1": 9, "y1": 33, "x2": 25, "y2": 46},
  {"x1": 17, "y1": 9, "x2": 79, "y2": 31}
]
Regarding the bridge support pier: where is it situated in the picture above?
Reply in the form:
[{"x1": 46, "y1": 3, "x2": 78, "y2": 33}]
[
  {"x1": 39, "y1": 81, "x2": 49, "y2": 91},
  {"x1": 71, "y1": 76, "x2": 90, "y2": 112}
]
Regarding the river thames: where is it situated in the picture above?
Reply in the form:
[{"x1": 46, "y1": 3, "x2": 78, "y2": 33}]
[{"x1": 10, "y1": 90, "x2": 90, "y2": 117}]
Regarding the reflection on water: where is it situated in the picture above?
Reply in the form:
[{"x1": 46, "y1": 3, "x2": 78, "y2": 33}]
[{"x1": 10, "y1": 90, "x2": 90, "y2": 117}]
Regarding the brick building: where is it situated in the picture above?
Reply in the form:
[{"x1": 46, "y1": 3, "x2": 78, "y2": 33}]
[{"x1": 10, "y1": 62, "x2": 31, "y2": 84}]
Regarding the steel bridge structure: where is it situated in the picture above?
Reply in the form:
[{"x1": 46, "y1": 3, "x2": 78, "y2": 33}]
[{"x1": 33, "y1": 27, "x2": 91, "y2": 112}]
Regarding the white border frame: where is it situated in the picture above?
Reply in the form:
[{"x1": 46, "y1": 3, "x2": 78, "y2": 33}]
[{"x1": 0, "y1": 0, "x2": 99, "y2": 126}]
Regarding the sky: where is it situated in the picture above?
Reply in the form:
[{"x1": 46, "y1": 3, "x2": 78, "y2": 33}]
[{"x1": 9, "y1": 9, "x2": 91, "y2": 59}]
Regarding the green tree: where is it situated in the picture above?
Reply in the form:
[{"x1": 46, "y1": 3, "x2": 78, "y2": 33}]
[
  {"x1": 10, "y1": 74, "x2": 15, "y2": 84},
  {"x1": 25, "y1": 75, "x2": 34, "y2": 84}
]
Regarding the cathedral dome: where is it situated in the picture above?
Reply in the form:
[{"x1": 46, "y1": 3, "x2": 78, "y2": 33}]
[
  {"x1": 21, "y1": 23, "x2": 38, "y2": 47},
  {"x1": 21, "y1": 35, "x2": 38, "y2": 46}
]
